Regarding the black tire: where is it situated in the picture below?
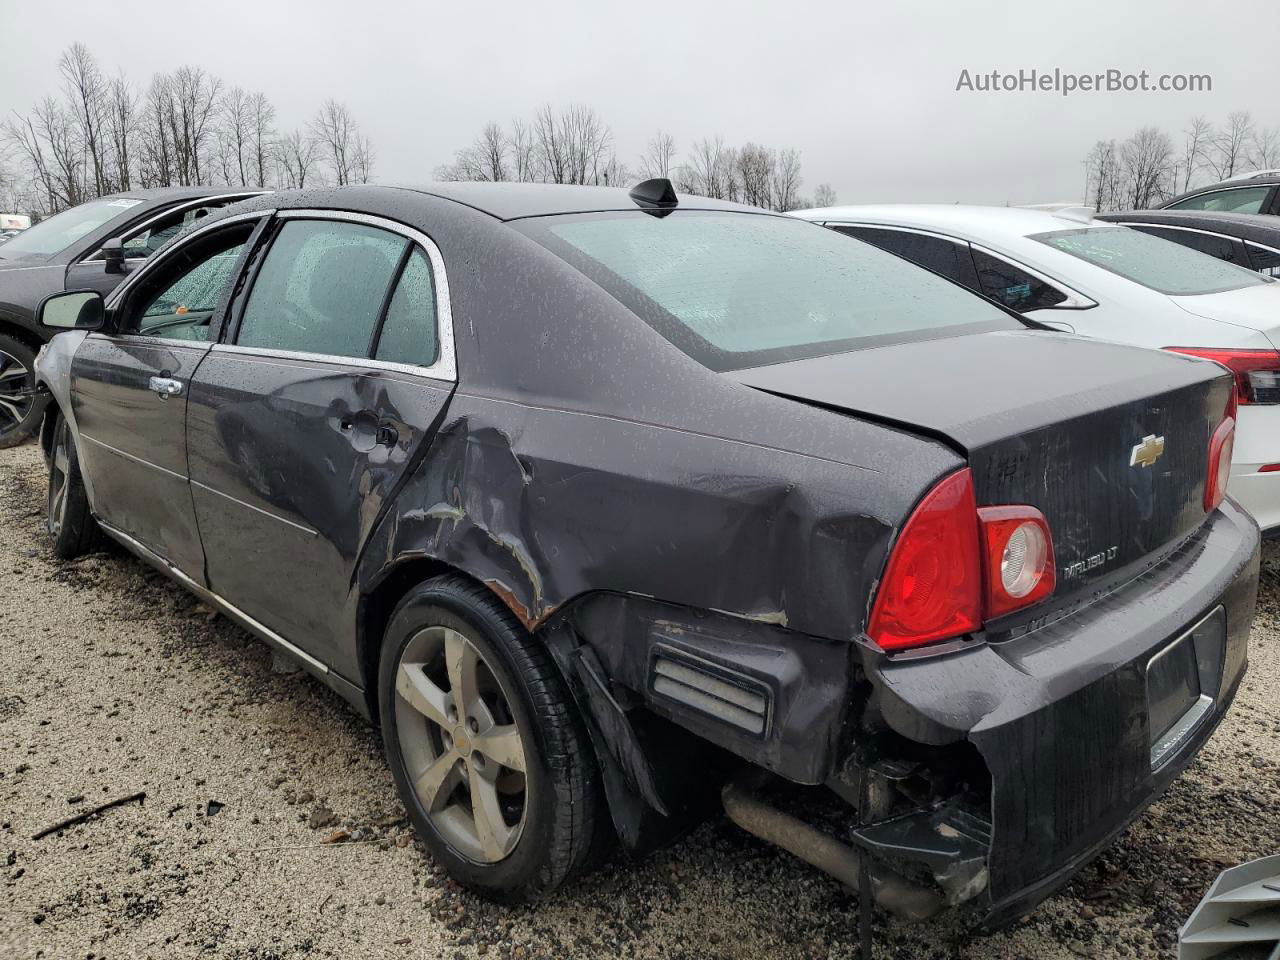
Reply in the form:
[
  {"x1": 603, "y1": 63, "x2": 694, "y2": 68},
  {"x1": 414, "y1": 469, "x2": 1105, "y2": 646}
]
[
  {"x1": 47, "y1": 411, "x2": 102, "y2": 559},
  {"x1": 378, "y1": 575, "x2": 604, "y2": 902},
  {"x1": 0, "y1": 332, "x2": 42, "y2": 449}
]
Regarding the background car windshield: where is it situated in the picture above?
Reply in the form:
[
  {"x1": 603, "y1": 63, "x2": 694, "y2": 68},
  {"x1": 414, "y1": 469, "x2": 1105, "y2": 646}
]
[
  {"x1": 1034, "y1": 226, "x2": 1268, "y2": 296},
  {"x1": 0, "y1": 198, "x2": 138, "y2": 260},
  {"x1": 529, "y1": 212, "x2": 1015, "y2": 370}
]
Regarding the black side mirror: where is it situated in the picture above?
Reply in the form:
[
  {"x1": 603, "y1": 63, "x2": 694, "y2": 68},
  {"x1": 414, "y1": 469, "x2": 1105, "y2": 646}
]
[
  {"x1": 102, "y1": 237, "x2": 125, "y2": 274},
  {"x1": 38, "y1": 289, "x2": 105, "y2": 331}
]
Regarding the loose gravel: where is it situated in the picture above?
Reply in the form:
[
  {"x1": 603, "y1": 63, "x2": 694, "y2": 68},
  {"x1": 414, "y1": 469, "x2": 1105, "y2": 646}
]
[{"x1": 2, "y1": 440, "x2": 1278, "y2": 960}]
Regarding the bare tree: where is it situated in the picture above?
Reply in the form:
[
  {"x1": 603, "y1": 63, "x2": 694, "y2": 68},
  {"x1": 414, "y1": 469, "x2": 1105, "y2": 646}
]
[
  {"x1": 437, "y1": 122, "x2": 509, "y2": 181},
  {"x1": 509, "y1": 119, "x2": 537, "y2": 182},
  {"x1": 1179, "y1": 116, "x2": 1213, "y2": 192},
  {"x1": 352, "y1": 133, "x2": 374, "y2": 184},
  {"x1": 639, "y1": 131, "x2": 676, "y2": 180},
  {"x1": 811, "y1": 183, "x2": 837, "y2": 207},
  {"x1": 105, "y1": 72, "x2": 138, "y2": 191},
  {"x1": 217, "y1": 86, "x2": 252, "y2": 185},
  {"x1": 247, "y1": 92, "x2": 275, "y2": 188},
  {"x1": 1206, "y1": 111, "x2": 1254, "y2": 181},
  {"x1": 1121, "y1": 126, "x2": 1174, "y2": 208},
  {"x1": 276, "y1": 128, "x2": 319, "y2": 188},
  {"x1": 1084, "y1": 139, "x2": 1124, "y2": 211},
  {"x1": 311, "y1": 99, "x2": 357, "y2": 185},
  {"x1": 1250, "y1": 126, "x2": 1280, "y2": 171},
  {"x1": 770, "y1": 147, "x2": 803, "y2": 211},
  {"x1": 59, "y1": 43, "x2": 108, "y2": 195},
  {"x1": 737, "y1": 142, "x2": 774, "y2": 208}
]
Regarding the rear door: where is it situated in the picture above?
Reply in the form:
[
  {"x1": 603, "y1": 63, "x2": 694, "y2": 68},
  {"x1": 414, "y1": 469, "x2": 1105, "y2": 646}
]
[
  {"x1": 69, "y1": 213, "x2": 266, "y2": 578},
  {"x1": 186, "y1": 210, "x2": 456, "y2": 666}
]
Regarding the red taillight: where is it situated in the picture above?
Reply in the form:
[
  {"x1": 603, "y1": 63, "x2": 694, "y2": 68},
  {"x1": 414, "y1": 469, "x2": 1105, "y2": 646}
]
[
  {"x1": 868, "y1": 470, "x2": 1056, "y2": 652},
  {"x1": 977, "y1": 506, "x2": 1056, "y2": 620},
  {"x1": 1164, "y1": 347, "x2": 1280, "y2": 405},
  {"x1": 867, "y1": 469, "x2": 982, "y2": 651},
  {"x1": 1205, "y1": 416, "x2": 1235, "y2": 512}
]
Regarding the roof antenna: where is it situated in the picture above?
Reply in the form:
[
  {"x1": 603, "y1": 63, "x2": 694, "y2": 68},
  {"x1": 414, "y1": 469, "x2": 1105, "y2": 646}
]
[{"x1": 629, "y1": 178, "x2": 678, "y2": 217}]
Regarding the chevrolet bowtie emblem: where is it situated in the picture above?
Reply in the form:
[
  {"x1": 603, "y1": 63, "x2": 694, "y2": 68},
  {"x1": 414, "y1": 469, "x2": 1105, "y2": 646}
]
[{"x1": 1130, "y1": 434, "x2": 1166, "y2": 468}]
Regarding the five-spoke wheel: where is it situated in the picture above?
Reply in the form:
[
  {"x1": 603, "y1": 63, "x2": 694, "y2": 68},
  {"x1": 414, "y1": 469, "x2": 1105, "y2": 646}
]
[
  {"x1": 378, "y1": 576, "x2": 606, "y2": 901},
  {"x1": 394, "y1": 625, "x2": 528, "y2": 863}
]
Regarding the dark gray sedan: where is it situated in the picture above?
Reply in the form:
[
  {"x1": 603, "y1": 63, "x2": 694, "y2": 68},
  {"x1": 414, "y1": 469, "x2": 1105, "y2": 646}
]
[
  {"x1": 32, "y1": 181, "x2": 1258, "y2": 927},
  {"x1": 0, "y1": 187, "x2": 261, "y2": 446}
]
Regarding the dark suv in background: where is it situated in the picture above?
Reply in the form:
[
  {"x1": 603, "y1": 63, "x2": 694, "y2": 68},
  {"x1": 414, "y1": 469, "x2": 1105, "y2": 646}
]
[{"x1": 0, "y1": 187, "x2": 261, "y2": 446}]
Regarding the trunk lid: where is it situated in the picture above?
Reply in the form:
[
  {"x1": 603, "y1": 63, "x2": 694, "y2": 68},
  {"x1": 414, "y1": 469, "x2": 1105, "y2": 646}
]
[
  {"x1": 730, "y1": 329, "x2": 1233, "y2": 603},
  {"x1": 1171, "y1": 282, "x2": 1280, "y2": 350}
]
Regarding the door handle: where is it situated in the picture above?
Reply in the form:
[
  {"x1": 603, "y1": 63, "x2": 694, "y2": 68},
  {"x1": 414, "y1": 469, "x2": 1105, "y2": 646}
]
[{"x1": 149, "y1": 376, "x2": 185, "y2": 399}]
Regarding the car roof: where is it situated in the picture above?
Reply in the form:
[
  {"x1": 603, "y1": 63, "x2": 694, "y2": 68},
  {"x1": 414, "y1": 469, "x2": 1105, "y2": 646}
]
[
  {"x1": 1160, "y1": 174, "x2": 1280, "y2": 208},
  {"x1": 789, "y1": 203, "x2": 1106, "y2": 243},
  {"x1": 1095, "y1": 209, "x2": 1280, "y2": 245},
  {"x1": 384, "y1": 182, "x2": 764, "y2": 221}
]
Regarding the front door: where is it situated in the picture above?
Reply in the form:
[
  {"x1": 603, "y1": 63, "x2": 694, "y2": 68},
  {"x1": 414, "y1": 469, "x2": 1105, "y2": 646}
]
[
  {"x1": 70, "y1": 218, "x2": 261, "y2": 577},
  {"x1": 186, "y1": 213, "x2": 455, "y2": 666}
]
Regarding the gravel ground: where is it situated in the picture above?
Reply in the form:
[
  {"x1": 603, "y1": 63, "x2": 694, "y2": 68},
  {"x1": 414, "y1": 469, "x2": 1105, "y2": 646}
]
[{"x1": 1, "y1": 439, "x2": 1278, "y2": 960}]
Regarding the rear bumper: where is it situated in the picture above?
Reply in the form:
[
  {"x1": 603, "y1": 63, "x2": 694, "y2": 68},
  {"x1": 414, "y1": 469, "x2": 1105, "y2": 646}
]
[
  {"x1": 874, "y1": 499, "x2": 1260, "y2": 926},
  {"x1": 1227, "y1": 463, "x2": 1280, "y2": 538}
]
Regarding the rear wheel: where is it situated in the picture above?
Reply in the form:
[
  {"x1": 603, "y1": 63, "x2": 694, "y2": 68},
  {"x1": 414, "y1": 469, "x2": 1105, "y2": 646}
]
[
  {"x1": 378, "y1": 576, "x2": 603, "y2": 901},
  {"x1": 0, "y1": 333, "x2": 41, "y2": 448},
  {"x1": 47, "y1": 412, "x2": 101, "y2": 558}
]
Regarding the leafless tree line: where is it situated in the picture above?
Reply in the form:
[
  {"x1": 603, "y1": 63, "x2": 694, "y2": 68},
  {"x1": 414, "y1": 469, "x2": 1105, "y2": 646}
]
[
  {"x1": 1083, "y1": 111, "x2": 1280, "y2": 211},
  {"x1": 438, "y1": 111, "x2": 837, "y2": 212},
  {"x1": 2, "y1": 44, "x2": 375, "y2": 217}
]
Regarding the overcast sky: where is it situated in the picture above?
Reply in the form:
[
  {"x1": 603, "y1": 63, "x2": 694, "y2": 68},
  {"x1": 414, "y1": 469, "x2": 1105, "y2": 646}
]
[{"x1": 2, "y1": 0, "x2": 1277, "y2": 205}]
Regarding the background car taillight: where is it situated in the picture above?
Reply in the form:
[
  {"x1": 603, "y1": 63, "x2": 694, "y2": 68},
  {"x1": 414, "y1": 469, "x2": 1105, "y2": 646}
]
[
  {"x1": 867, "y1": 469, "x2": 1056, "y2": 652},
  {"x1": 1164, "y1": 347, "x2": 1280, "y2": 405}
]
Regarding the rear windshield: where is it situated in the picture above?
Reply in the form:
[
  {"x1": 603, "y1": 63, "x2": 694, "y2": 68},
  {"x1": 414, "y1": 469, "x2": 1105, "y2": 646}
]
[
  {"x1": 0, "y1": 198, "x2": 141, "y2": 261},
  {"x1": 519, "y1": 211, "x2": 1018, "y2": 371},
  {"x1": 1033, "y1": 225, "x2": 1268, "y2": 296}
]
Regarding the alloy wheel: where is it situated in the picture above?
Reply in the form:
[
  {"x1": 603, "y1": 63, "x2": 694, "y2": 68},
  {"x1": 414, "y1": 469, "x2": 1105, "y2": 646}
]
[
  {"x1": 394, "y1": 625, "x2": 529, "y2": 863},
  {"x1": 0, "y1": 348, "x2": 34, "y2": 434},
  {"x1": 47, "y1": 418, "x2": 71, "y2": 535}
]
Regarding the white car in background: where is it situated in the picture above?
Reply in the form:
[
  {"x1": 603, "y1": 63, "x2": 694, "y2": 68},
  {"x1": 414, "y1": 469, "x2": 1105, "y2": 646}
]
[{"x1": 791, "y1": 204, "x2": 1280, "y2": 536}]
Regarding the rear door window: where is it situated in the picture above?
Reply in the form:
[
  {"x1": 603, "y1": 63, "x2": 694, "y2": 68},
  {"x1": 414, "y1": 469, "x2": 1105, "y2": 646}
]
[
  {"x1": 969, "y1": 249, "x2": 1069, "y2": 311},
  {"x1": 1167, "y1": 186, "x2": 1272, "y2": 214},
  {"x1": 833, "y1": 225, "x2": 980, "y2": 289},
  {"x1": 236, "y1": 219, "x2": 407, "y2": 358},
  {"x1": 374, "y1": 249, "x2": 438, "y2": 366}
]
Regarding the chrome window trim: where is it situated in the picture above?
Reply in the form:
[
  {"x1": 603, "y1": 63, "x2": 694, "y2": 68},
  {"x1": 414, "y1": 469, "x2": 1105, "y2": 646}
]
[
  {"x1": 79, "y1": 192, "x2": 267, "y2": 263},
  {"x1": 266, "y1": 208, "x2": 457, "y2": 382},
  {"x1": 1244, "y1": 239, "x2": 1280, "y2": 258},
  {"x1": 104, "y1": 208, "x2": 277, "y2": 311},
  {"x1": 824, "y1": 221, "x2": 973, "y2": 247},
  {"x1": 209, "y1": 341, "x2": 454, "y2": 383},
  {"x1": 1112, "y1": 221, "x2": 1250, "y2": 246}
]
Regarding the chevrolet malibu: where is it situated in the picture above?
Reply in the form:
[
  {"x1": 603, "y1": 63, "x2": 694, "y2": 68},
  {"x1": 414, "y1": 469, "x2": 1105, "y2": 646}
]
[{"x1": 33, "y1": 181, "x2": 1258, "y2": 927}]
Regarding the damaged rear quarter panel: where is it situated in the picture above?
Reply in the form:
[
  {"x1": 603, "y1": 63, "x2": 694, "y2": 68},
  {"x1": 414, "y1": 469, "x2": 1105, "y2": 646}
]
[{"x1": 344, "y1": 192, "x2": 962, "y2": 726}]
